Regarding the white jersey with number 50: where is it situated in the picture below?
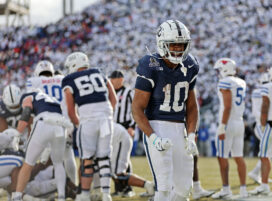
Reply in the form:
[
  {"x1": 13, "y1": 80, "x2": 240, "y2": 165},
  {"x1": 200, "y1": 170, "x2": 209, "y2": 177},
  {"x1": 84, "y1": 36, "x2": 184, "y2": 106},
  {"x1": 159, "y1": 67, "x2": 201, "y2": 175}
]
[{"x1": 217, "y1": 76, "x2": 246, "y2": 122}]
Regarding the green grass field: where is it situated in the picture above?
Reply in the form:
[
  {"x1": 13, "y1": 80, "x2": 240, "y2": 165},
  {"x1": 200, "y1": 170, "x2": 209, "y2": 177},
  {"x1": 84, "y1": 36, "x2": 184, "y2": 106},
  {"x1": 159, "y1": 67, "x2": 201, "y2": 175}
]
[
  {"x1": 1, "y1": 157, "x2": 271, "y2": 201},
  {"x1": 111, "y1": 156, "x2": 272, "y2": 201}
]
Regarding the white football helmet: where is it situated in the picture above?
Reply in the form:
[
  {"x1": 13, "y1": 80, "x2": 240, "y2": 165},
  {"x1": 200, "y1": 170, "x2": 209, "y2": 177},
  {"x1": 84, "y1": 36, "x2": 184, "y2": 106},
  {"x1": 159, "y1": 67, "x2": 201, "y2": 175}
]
[
  {"x1": 64, "y1": 52, "x2": 90, "y2": 73},
  {"x1": 2, "y1": 84, "x2": 22, "y2": 113},
  {"x1": 214, "y1": 58, "x2": 236, "y2": 77},
  {"x1": 258, "y1": 72, "x2": 269, "y2": 84},
  {"x1": 34, "y1": 60, "x2": 54, "y2": 77},
  {"x1": 156, "y1": 20, "x2": 191, "y2": 64}
]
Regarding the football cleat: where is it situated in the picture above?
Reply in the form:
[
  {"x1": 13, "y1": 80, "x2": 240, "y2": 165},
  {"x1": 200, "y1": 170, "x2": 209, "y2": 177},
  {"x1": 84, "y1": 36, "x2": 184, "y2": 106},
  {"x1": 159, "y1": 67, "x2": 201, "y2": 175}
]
[
  {"x1": 211, "y1": 188, "x2": 232, "y2": 199},
  {"x1": 248, "y1": 171, "x2": 261, "y2": 184},
  {"x1": 193, "y1": 188, "x2": 214, "y2": 199},
  {"x1": 250, "y1": 185, "x2": 270, "y2": 195}
]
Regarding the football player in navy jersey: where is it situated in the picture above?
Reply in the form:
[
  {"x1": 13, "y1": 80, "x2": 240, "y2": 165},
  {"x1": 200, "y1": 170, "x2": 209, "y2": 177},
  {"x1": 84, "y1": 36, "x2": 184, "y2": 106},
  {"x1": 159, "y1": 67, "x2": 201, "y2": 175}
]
[
  {"x1": 11, "y1": 90, "x2": 70, "y2": 201},
  {"x1": 0, "y1": 84, "x2": 23, "y2": 151},
  {"x1": 0, "y1": 84, "x2": 22, "y2": 131},
  {"x1": 62, "y1": 52, "x2": 117, "y2": 201},
  {"x1": 132, "y1": 20, "x2": 199, "y2": 201}
]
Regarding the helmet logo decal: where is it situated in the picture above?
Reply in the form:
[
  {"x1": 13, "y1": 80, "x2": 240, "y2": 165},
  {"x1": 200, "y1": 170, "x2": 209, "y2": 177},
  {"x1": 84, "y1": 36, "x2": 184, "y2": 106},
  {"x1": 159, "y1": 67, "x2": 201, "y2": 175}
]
[
  {"x1": 173, "y1": 20, "x2": 181, "y2": 36},
  {"x1": 221, "y1": 60, "x2": 228, "y2": 65},
  {"x1": 157, "y1": 26, "x2": 163, "y2": 37},
  {"x1": 9, "y1": 86, "x2": 14, "y2": 103}
]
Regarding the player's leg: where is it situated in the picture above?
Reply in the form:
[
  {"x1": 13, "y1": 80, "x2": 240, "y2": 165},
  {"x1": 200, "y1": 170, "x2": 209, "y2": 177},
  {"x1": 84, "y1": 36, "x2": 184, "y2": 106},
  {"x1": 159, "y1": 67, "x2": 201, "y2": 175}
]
[
  {"x1": 212, "y1": 127, "x2": 233, "y2": 199},
  {"x1": 97, "y1": 119, "x2": 113, "y2": 201},
  {"x1": 144, "y1": 121, "x2": 174, "y2": 201},
  {"x1": 170, "y1": 122, "x2": 193, "y2": 201},
  {"x1": 76, "y1": 121, "x2": 99, "y2": 201},
  {"x1": 50, "y1": 125, "x2": 66, "y2": 200},
  {"x1": 64, "y1": 143, "x2": 78, "y2": 185},
  {"x1": 232, "y1": 120, "x2": 248, "y2": 197},
  {"x1": 192, "y1": 155, "x2": 214, "y2": 199},
  {"x1": 111, "y1": 123, "x2": 127, "y2": 195},
  {"x1": 12, "y1": 120, "x2": 48, "y2": 200},
  {"x1": 90, "y1": 161, "x2": 103, "y2": 201},
  {"x1": 250, "y1": 124, "x2": 272, "y2": 195},
  {"x1": 249, "y1": 123, "x2": 263, "y2": 181}
]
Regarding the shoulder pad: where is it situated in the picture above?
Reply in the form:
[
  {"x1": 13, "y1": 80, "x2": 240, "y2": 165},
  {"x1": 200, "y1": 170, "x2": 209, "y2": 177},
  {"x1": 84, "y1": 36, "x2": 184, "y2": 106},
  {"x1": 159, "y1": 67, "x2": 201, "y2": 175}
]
[{"x1": 137, "y1": 55, "x2": 160, "y2": 79}]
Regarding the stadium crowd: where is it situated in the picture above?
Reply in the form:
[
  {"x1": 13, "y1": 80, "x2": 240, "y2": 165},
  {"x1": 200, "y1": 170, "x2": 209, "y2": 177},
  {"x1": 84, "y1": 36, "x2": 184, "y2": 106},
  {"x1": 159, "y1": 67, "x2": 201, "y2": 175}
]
[{"x1": 0, "y1": 0, "x2": 272, "y2": 156}]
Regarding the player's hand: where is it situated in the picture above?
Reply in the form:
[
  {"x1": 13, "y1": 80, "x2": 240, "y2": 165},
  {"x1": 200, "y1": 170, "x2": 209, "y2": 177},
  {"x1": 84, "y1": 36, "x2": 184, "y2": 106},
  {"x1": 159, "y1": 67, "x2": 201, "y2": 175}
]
[
  {"x1": 149, "y1": 133, "x2": 172, "y2": 151},
  {"x1": 217, "y1": 123, "x2": 226, "y2": 140},
  {"x1": 261, "y1": 125, "x2": 266, "y2": 133},
  {"x1": 127, "y1": 127, "x2": 135, "y2": 138},
  {"x1": 218, "y1": 133, "x2": 225, "y2": 140},
  {"x1": 186, "y1": 133, "x2": 199, "y2": 156}
]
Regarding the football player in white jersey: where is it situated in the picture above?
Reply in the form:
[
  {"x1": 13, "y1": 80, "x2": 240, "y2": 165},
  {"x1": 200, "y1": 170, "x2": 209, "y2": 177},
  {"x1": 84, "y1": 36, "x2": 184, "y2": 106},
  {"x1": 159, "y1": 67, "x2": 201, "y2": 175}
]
[
  {"x1": 62, "y1": 52, "x2": 117, "y2": 201},
  {"x1": 212, "y1": 58, "x2": 248, "y2": 199},
  {"x1": 26, "y1": 60, "x2": 78, "y2": 186},
  {"x1": 248, "y1": 73, "x2": 270, "y2": 183},
  {"x1": 250, "y1": 68, "x2": 272, "y2": 195}
]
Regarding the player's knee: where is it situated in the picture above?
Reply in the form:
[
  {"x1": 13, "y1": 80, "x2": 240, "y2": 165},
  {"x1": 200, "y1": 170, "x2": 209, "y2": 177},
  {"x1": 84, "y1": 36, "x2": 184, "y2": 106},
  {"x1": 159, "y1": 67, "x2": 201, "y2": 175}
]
[
  {"x1": 97, "y1": 156, "x2": 111, "y2": 177},
  {"x1": 80, "y1": 157, "x2": 94, "y2": 178}
]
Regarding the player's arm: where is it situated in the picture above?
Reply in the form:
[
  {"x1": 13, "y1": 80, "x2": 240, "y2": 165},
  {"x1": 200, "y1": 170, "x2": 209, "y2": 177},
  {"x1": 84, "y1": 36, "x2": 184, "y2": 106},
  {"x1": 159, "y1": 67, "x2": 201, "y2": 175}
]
[
  {"x1": 219, "y1": 89, "x2": 232, "y2": 140},
  {"x1": 64, "y1": 88, "x2": 79, "y2": 127},
  {"x1": 186, "y1": 89, "x2": 198, "y2": 134},
  {"x1": 0, "y1": 117, "x2": 8, "y2": 132},
  {"x1": 17, "y1": 96, "x2": 33, "y2": 133},
  {"x1": 261, "y1": 96, "x2": 269, "y2": 127},
  {"x1": 107, "y1": 80, "x2": 117, "y2": 109},
  {"x1": 132, "y1": 89, "x2": 153, "y2": 137}
]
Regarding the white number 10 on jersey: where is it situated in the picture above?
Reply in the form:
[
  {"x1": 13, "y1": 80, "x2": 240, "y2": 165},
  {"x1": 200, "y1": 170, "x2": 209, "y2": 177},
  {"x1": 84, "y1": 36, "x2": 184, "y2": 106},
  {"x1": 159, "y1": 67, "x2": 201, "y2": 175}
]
[{"x1": 160, "y1": 81, "x2": 189, "y2": 112}]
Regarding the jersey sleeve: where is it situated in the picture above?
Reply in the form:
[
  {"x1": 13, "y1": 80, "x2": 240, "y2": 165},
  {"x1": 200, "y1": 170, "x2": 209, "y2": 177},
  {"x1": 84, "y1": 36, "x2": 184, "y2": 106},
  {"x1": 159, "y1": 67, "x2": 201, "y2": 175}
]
[
  {"x1": 188, "y1": 56, "x2": 199, "y2": 90},
  {"x1": 20, "y1": 92, "x2": 34, "y2": 105},
  {"x1": 61, "y1": 75, "x2": 74, "y2": 94},
  {"x1": 260, "y1": 85, "x2": 269, "y2": 97},
  {"x1": 135, "y1": 55, "x2": 155, "y2": 92},
  {"x1": 26, "y1": 77, "x2": 38, "y2": 92},
  {"x1": 218, "y1": 77, "x2": 232, "y2": 90}
]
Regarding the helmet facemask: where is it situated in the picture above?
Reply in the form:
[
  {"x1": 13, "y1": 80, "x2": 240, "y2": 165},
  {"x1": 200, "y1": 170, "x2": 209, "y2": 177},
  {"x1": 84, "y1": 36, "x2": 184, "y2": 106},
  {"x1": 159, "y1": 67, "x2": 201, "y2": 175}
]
[
  {"x1": 161, "y1": 41, "x2": 190, "y2": 64},
  {"x1": 156, "y1": 20, "x2": 191, "y2": 64}
]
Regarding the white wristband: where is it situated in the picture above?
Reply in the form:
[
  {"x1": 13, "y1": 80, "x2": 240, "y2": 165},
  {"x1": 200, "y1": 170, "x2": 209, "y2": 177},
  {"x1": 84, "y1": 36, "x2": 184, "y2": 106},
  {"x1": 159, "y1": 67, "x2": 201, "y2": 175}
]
[
  {"x1": 149, "y1": 133, "x2": 157, "y2": 144},
  {"x1": 218, "y1": 123, "x2": 226, "y2": 134},
  {"x1": 188, "y1": 133, "x2": 196, "y2": 141}
]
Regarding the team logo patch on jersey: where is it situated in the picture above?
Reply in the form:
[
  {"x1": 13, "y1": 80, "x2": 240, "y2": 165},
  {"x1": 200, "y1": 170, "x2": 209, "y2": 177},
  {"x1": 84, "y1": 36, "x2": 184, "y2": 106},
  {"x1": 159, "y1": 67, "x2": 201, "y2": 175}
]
[{"x1": 149, "y1": 57, "x2": 160, "y2": 67}]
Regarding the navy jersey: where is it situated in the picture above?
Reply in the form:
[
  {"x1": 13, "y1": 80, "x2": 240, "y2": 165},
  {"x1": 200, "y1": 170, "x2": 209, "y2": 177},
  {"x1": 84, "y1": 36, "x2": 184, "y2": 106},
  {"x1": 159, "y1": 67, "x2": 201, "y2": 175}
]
[
  {"x1": 0, "y1": 101, "x2": 22, "y2": 128},
  {"x1": 62, "y1": 68, "x2": 108, "y2": 107},
  {"x1": 135, "y1": 53, "x2": 199, "y2": 121},
  {"x1": 20, "y1": 91, "x2": 62, "y2": 116}
]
